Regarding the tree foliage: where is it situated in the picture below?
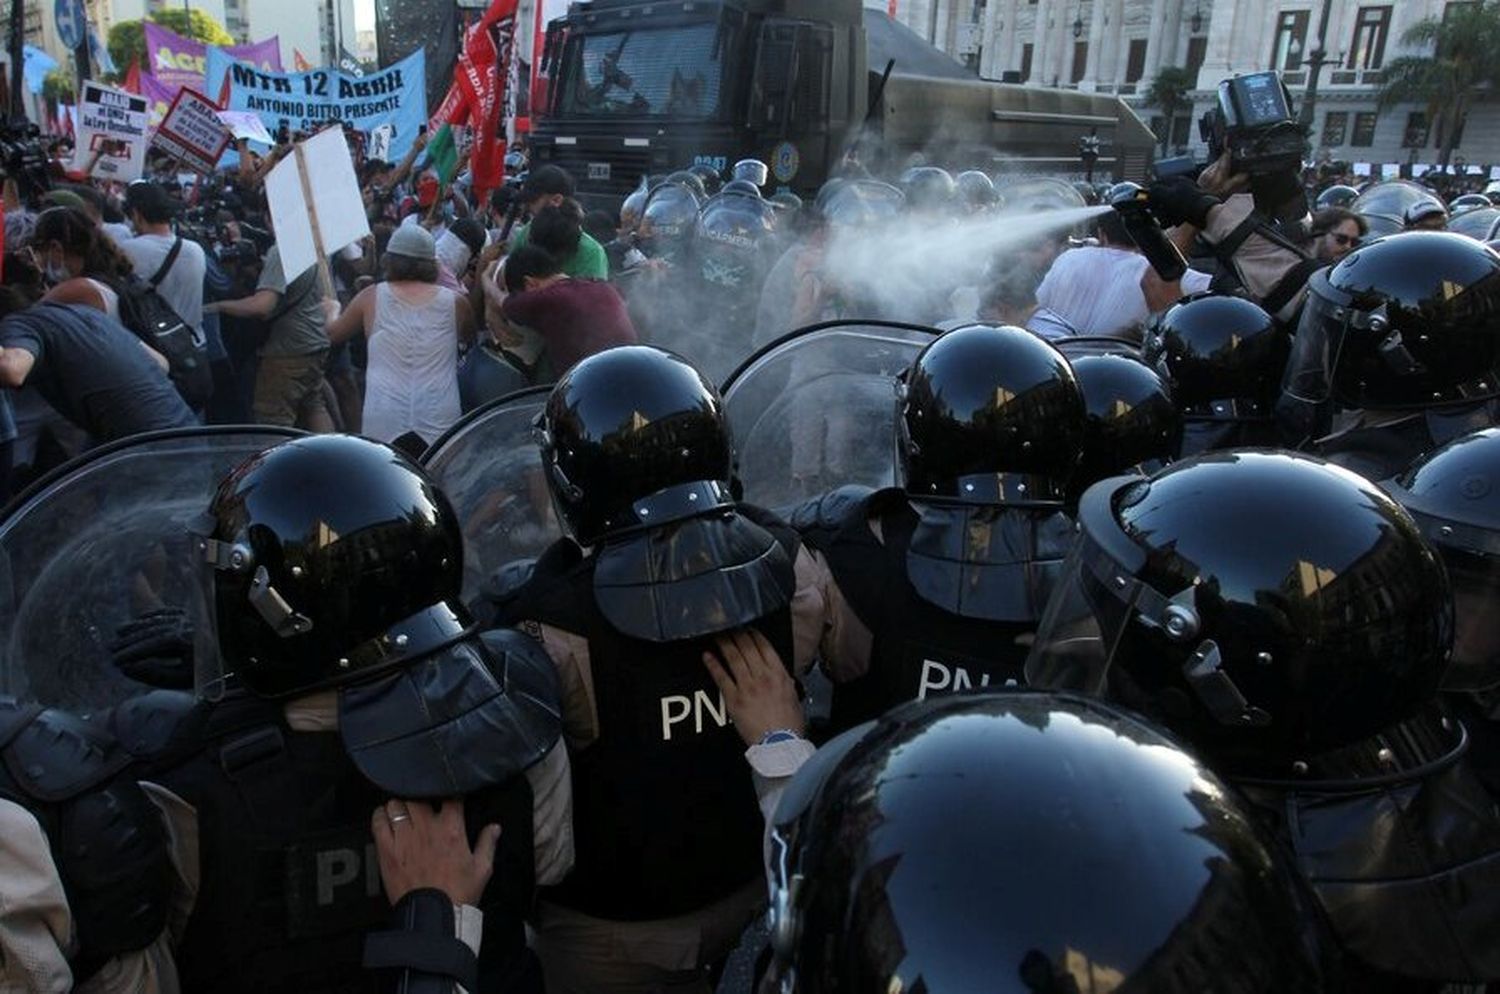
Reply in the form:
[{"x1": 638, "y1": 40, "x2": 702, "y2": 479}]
[
  {"x1": 107, "y1": 9, "x2": 236, "y2": 77},
  {"x1": 1144, "y1": 66, "x2": 1195, "y2": 154},
  {"x1": 1378, "y1": 1, "x2": 1500, "y2": 166},
  {"x1": 41, "y1": 69, "x2": 75, "y2": 104}
]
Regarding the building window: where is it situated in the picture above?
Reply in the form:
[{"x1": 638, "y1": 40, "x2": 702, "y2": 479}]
[
  {"x1": 1323, "y1": 111, "x2": 1348, "y2": 146},
  {"x1": 1402, "y1": 112, "x2": 1430, "y2": 148},
  {"x1": 1020, "y1": 43, "x2": 1034, "y2": 82},
  {"x1": 1125, "y1": 39, "x2": 1148, "y2": 83},
  {"x1": 1271, "y1": 10, "x2": 1311, "y2": 70},
  {"x1": 1072, "y1": 41, "x2": 1088, "y2": 83},
  {"x1": 1349, "y1": 6, "x2": 1392, "y2": 70},
  {"x1": 1185, "y1": 36, "x2": 1208, "y2": 77},
  {"x1": 1350, "y1": 111, "x2": 1378, "y2": 146}
]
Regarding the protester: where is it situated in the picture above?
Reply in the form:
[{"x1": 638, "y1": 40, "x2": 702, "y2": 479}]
[
  {"x1": 1310, "y1": 206, "x2": 1368, "y2": 264},
  {"x1": 32, "y1": 206, "x2": 134, "y2": 321},
  {"x1": 0, "y1": 296, "x2": 197, "y2": 443},
  {"x1": 119, "y1": 182, "x2": 207, "y2": 346},
  {"x1": 208, "y1": 243, "x2": 336, "y2": 431},
  {"x1": 327, "y1": 225, "x2": 474, "y2": 447},
  {"x1": 500, "y1": 245, "x2": 638, "y2": 378},
  {"x1": 508, "y1": 167, "x2": 609, "y2": 278}
]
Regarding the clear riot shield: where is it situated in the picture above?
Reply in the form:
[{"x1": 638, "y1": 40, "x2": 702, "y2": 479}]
[
  {"x1": 419, "y1": 387, "x2": 562, "y2": 603},
  {"x1": 0, "y1": 427, "x2": 303, "y2": 710},
  {"x1": 721, "y1": 320, "x2": 940, "y2": 513}
]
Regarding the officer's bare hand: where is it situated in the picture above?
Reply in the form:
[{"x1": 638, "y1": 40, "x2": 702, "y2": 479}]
[
  {"x1": 371, "y1": 799, "x2": 501, "y2": 908},
  {"x1": 703, "y1": 629, "x2": 805, "y2": 747},
  {"x1": 1199, "y1": 149, "x2": 1250, "y2": 198}
]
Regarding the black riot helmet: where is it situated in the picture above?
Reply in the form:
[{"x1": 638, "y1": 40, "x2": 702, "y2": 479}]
[
  {"x1": 816, "y1": 179, "x2": 904, "y2": 228},
  {"x1": 900, "y1": 324, "x2": 1085, "y2": 505},
  {"x1": 687, "y1": 162, "x2": 723, "y2": 197},
  {"x1": 1315, "y1": 184, "x2": 1360, "y2": 210},
  {"x1": 766, "y1": 692, "x2": 1330, "y2": 994},
  {"x1": 1384, "y1": 427, "x2": 1500, "y2": 691},
  {"x1": 538, "y1": 345, "x2": 736, "y2": 546},
  {"x1": 1350, "y1": 179, "x2": 1436, "y2": 237},
  {"x1": 732, "y1": 158, "x2": 769, "y2": 188},
  {"x1": 638, "y1": 182, "x2": 700, "y2": 262},
  {"x1": 1451, "y1": 192, "x2": 1492, "y2": 212},
  {"x1": 1062, "y1": 349, "x2": 1183, "y2": 497},
  {"x1": 664, "y1": 169, "x2": 707, "y2": 204},
  {"x1": 196, "y1": 434, "x2": 470, "y2": 699},
  {"x1": 898, "y1": 165, "x2": 957, "y2": 215},
  {"x1": 720, "y1": 178, "x2": 763, "y2": 199},
  {"x1": 1284, "y1": 232, "x2": 1500, "y2": 411},
  {"x1": 1027, "y1": 450, "x2": 1452, "y2": 777},
  {"x1": 955, "y1": 169, "x2": 1000, "y2": 212},
  {"x1": 1143, "y1": 293, "x2": 1289, "y2": 416}
]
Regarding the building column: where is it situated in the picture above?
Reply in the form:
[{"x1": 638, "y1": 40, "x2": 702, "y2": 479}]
[
  {"x1": 1140, "y1": 0, "x2": 1170, "y2": 82},
  {"x1": 1081, "y1": 0, "x2": 1106, "y2": 88}
]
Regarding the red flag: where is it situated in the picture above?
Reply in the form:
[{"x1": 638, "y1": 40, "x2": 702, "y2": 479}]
[
  {"x1": 467, "y1": 0, "x2": 519, "y2": 205},
  {"x1": 122, "y1": 58, "x2": 142, "y2": 95},
  {"x1": 294, "y1": 49, "x2": 312, "y2": 72}
]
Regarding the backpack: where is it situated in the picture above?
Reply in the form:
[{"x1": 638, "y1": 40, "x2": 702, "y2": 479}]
[{"x1": 115, "y1": 237, "x2": 213, "y2": 409}]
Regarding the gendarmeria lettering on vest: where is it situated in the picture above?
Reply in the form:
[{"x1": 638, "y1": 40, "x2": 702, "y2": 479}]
[
  {"x1": 659, "y1": 690, "x2": 729, "y2": 740},
  {"x1": 314, "y1": 843, "x2": 383, "y2": 905}
]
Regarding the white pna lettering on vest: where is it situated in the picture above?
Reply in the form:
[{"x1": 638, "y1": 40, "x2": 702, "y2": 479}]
[
  {"x1": 315, "y1": 843, "x2": 383, "y2": 905},
  {"x1": 660, "y1": 689, "x2": 729, "y2": 740},
  {"x1": 917, "y1": 659, "x2": 997, "y2": 700}
]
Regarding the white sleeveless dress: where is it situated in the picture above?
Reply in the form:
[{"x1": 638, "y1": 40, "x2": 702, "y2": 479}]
[{"x1": 361, "y1": 282, "x2": 463, "y2": 444}]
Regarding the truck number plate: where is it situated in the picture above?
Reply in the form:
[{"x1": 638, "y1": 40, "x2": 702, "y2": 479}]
[{"x1": 588, "y1": 162, "x2": 611, "y2": 180}]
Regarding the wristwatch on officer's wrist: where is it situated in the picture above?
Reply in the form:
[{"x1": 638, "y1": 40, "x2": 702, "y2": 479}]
[{"x1": 758, "y1": 729, "x2": 802, "y2": 746}]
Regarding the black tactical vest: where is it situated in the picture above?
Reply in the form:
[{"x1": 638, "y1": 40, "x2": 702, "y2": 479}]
[
  {"x1": 505, "y1": 516, "x2": 798, "y2": 921},
  {"x1": 113, "y1": 688, "x2": 540, "y2": 994},
  {"x1": 0, "y1": 699, "x2": 173, "y2": 984},
  {"x1": 798, "y1": 489, "x2": 1042, "y2": 733}
]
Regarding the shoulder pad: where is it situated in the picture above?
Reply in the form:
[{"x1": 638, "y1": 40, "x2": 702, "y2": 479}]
[
  {"x1": 471, "y1": 558, "x2": 538, "y2": 629},
  {"x1": 789, "y1": 485, "x2": 877, "y2": 535},
  {"x1": 106, "y1": 690, "x2": 204, "y2": 764},
  {"x1": 479, "y1": 627, "x2": 563, "y2": 717},
  {"x1": 1, "y1": 706, "x2": 128, "y2": 804}
]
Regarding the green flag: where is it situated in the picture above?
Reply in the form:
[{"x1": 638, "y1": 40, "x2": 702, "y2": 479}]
[{"x1": 426, "y1": 124, "x2": 458, "y2": 185}]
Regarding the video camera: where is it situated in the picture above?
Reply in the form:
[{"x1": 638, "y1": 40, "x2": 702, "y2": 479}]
[
  {"x1": 0, "y1": 117, "x2": 51, "y2": 203},
  {"x1": 1199, "y1": 72, "x2": 1306, "y2": 178}
]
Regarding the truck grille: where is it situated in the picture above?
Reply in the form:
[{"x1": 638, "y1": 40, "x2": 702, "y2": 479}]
[{"x1": 534, "y1": 142, "x2": 658, "y2": 198}]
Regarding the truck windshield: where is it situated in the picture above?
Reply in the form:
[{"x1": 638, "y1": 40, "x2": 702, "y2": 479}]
[{"x1": 560, "y1": 24, "x2": 725, "y2": 119}]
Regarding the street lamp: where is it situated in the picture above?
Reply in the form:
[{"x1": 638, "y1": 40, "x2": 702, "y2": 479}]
[
  {"x1": 1189, "y1": 0, "x2": 1203, "y2": 34},
  {"x1": 1298, "y1": 0, "x2": 1336, "y2": 133},
  {"x1": 1073, "y1": 6, "x2": 1084, "y2": 39}
]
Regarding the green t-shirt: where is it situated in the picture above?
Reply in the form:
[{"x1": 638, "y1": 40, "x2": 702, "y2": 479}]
[{"x1": 510, "y1": 224, "x2": 609, "y2": 279}]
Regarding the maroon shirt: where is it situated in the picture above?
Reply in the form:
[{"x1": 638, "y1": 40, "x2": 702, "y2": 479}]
[{"x1": 501, "y1": 278, "x2": 638, "y2": 376}]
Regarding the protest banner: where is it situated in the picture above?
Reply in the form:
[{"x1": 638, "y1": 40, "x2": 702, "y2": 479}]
[
  {"x1": 217, "y1": 109, "x2": 274, "y2": 145},
  {"x1": 139, "y1": 71, "x2": 177, "y2": 128},
  {"x1": 75, "y1": 81, "x2": 149, "y2": 180},
  {"x1": 265, "y1": 126, "x2": 371, "y2": 289},
  {"x1": 145, "y1": 22, "x2": 281, "y2": 90},
  {"x1": 151, "y1": 88, "x2": 232, "y2": 173},
  {"x1": 206, "y1": 47, "x2": 426, "y2": 159}
]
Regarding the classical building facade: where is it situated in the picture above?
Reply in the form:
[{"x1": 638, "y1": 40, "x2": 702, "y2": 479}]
[{"x1": 889, "y1": 0, "x2": 1500, "y2": 170}]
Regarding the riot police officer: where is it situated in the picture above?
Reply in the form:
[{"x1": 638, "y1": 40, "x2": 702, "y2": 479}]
[
  {"x1": 113, "y1": 434, "x2": 568, "y2": 994},
  {"x1": 1056, "y1": 340, "x2": 1182, "y2": 503},
  {"x1": 1141, "y1": 292, "x2": 1289, "y2": 455},
  {"x1": 494, "y1": 346, "x2": 822, "y2": 994},
  {"x1": 1281, "y1": 230, "x2": 1500, "y2": 479},
  {"x1": 754, "y1": 691, "x2": 1332, "y2": 993},
  {"x1": 792, "y1": 324, "x2": 1083, "y2": 731},
  {"x1": 1384, "y1": 426, "x2": 1500, "y2": 795},
  {"x1": 0, "y1": 697, "x2": 176, "y2": 992},
  {"x1": 1027, "y1": 450, "x2": 1500, "y2": 989}
]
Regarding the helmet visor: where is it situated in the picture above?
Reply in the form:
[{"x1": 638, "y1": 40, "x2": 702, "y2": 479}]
[
  {"x1": 1282, "y1": 269, "x2": 1347, "y2": 406},
  {"x1": 1404, "y1": 508, "x2": 1500, "y2": 691}
]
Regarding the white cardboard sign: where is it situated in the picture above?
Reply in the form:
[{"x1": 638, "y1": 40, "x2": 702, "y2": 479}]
[{"x1": 266, "y1": 126, "x2": 371, "y2": 280}]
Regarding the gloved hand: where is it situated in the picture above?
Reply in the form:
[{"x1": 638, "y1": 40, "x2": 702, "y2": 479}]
[
  {"x1": 1146, "y1": 177, "x2": 1222, "y2": 230},
  {"x1": 108, "y1": 608, "x2": 196, "y2": 689}
]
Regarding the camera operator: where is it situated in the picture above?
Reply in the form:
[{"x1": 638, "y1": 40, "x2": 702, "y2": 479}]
[{"x1": 1146, "y1": 74, "x2": 1321, "y2": 325}]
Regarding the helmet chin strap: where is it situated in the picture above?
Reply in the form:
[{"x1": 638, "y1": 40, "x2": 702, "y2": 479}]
[
  {"x1": 248, "y1": 566, "x2": 314, "y2": 638},
  {"x1": 1182, "y1": 639, "x2": 1272, "y2": 728}
]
